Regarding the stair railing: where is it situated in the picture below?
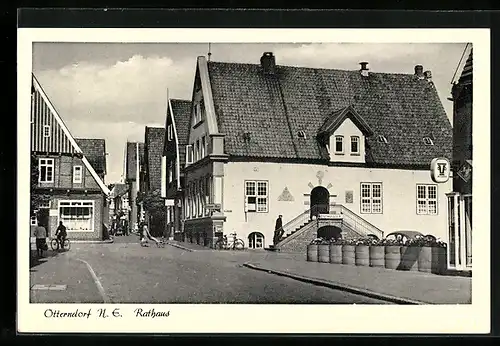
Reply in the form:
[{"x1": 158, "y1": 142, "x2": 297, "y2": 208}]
[
  {"x1": 330, "y1": 204, "x2": 384, "y2": 239},
  {"x1": 280, "y1": 207, "x2": 312, "y2": 238}
]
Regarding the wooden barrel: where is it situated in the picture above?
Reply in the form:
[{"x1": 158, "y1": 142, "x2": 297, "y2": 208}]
[
  {"x1": 318, "y1": 244, "x2": 330, "y2": 263},
  {"x1": 307, "y1": 244, "x2": 319, "y2": 262},
  {"x1": 369, "y1": 246, "x2": 385, "y2": 267},
  {"x1": 385, "y1": 246, "x2": 401, "y2": 269},
  {"x1": 400, "y1": 246, "x2": 420, "y2": 271},
  {"x1": 329, "y1": 244, "x2": 343, "y2": 264},
  {"x1": 355, "y1": 245, "x2": 370, "y2": 266},
  {"x1": 342, "y1": 245, "x2": 355, "y2": 265},
  {"x1": 418, "y1": 246, "x2": 447, "y2": 274}
]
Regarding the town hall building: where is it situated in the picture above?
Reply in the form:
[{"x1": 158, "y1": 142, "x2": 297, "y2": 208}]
[{"x1": 163, "y1": 52, "x2": 453, "y2": 251}]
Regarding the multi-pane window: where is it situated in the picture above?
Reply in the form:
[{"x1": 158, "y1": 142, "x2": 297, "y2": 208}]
[
  {"x1": 30, "y1": 215, "x2": 37, "y2": 226},
  {"x1": 186, "y1": 145, "x2": 193, "y2": 164},
  {"x1": 201, "y1": 136, "x2": 206, "y2": 158},
  {"x1": 350, "y1": 136, "x2": 360, "y2": 154},
  {"x1": 73, "y1": 165, "x2": 83, "y2": 183},
  {"x1": 167, "y1": 124, "x2": 174, "y2": 141},
  {"x1": 38, "y1": 158, "x2": 54, "y2": 183},
  {"x1": 417, "y1": 184, "x2": 438, "y2": 215},
  {"x1": 245, "y1": 180, "x2": 268, "y2": 213},
  {"x1": 59, "y1": 201, "x2": 94, "y2": 231},
  {"x1": 360, "y1": 183, "x2": 383, "y2": 214},
  {"x1": 43, "y1": 125, "x2": 51, "y2": 138},
  {"x1": 335, "y1": 136, "x2": 344, "y2": 154}
]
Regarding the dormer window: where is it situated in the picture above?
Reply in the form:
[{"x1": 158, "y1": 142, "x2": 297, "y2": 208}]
[
  {"x1": 298, "y1": 130, "x2": 307, "y2": 139},
  {"x1": 350, "y1": 136, "x2": 360, "y2": 155},
  {"x1": 423, "y1": 137, "x2": 434, "y2": 145},
  {"x1": 43, "y1": 125, "x2": 51, "y2": 138},
  {"x1": 377, "y1": 135, "x2": 388, "y2": 144},
  {"x1": 334, "y1": 135, "x2": 344, "y2": 154}
]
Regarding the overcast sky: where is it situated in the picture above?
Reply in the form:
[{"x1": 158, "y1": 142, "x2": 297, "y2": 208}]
[{"x1": 32, "y1": 42, "x2": 469, "y2": 183}]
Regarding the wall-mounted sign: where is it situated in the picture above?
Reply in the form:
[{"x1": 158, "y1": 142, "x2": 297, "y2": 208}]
[
  {"x1": 206, "y1": 203, "x2": 221, "y2": 210},
  {"x1": 457, "y1": 160, "x2": 472, "y2": 182},
  {"x1": 430, "y1": 157, "x2": 451, "y2": 183},
  {"x1": 318, "y1": 214, "x2": 343, "y2": 220},
  {"x1": 49, "y1": 209, "x2": 58, "y2": 216},
  {"x1": 165, "y1": 199, "x2": 175, "y2": 206},
  {"x1": 345, "y1": 191, "x2": 354, "y2": 204}
]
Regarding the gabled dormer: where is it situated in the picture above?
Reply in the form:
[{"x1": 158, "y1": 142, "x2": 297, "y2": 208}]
[{"x1": 317, "y1": 105, "x2": 374, "y2": 164}]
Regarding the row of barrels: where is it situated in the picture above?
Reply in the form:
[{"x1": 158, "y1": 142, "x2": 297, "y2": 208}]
[{"x1": 307, "y1": 244, "x2": 447, "y2": 274}]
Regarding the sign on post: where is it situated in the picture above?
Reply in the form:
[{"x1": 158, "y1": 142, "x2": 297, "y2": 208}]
[{"x1": 430, "y1": 157, "x2": 451, "y2": 183}]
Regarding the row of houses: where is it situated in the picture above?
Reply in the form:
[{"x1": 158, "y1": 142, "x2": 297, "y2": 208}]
[{"x1": 123, "y1": 49, "x2": 472, "y2": 271}]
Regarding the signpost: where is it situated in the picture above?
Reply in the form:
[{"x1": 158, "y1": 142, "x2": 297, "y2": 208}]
[{"x1": 430, "y1": 157, "x2": 451, "y2": 183}]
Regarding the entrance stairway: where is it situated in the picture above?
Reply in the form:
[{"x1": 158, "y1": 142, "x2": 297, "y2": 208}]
[{"x1": 272, "y1": 204, "x2": 385, "y2": 253}]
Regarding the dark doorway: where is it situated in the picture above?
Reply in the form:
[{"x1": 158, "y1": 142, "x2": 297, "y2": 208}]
[
  {"x1": 310, "y1": 186, "x2": 330, "y2": 219},
  {"x1": 38, "y1": 208, "x2": 49, "y2": 231},
  {"x1": 317, "y1": 225, "x2": 342, "y2": 241}
]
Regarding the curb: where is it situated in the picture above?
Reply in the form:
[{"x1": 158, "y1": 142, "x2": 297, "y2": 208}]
[
  {"x1": 72, "y1": 239, "x2": 114, "y2": 244},
  {"x1": 166, "y1": 242, "x2": 195, "y2": 252},
  {"x1": 243, "y1": 263, "x2": 427, "y2": 305}
]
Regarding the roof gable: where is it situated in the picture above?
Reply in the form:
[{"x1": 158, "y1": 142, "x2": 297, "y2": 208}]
[
  {"x1": 207, "y1": 59, "x2": 452, "y2": 167},
  {"x1": 318, "y1": 105, "x2": 374, "y2": 138},
  {"x1": 32, "y1": 74, "x2": 110, "y2": 195}
]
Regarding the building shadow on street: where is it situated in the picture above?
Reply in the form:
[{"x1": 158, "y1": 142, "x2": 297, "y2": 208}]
[{"x1": 29, "y1": 249, "x2": 65, "y2": 269}]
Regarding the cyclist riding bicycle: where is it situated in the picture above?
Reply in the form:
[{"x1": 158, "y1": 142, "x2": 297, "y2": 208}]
[{"x1": 55, "y1": 221, "x2": 67, "y2": 247}]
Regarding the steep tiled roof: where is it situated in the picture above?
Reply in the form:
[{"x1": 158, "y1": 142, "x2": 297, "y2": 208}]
[
  {"x1": 207, "y1": 60, "x2": 453, "y2": 167},
  {"x1": 110, "y1": 183, "x2": 128, "y2": 198},
  {"x1": 125, "y1": 142, "x2": 144, "y2": 181},
  {"x1": 75, "y1": 138, "x2": 106, "y2": 174},
  {"x1": 144, "y1": 127, "x2": 165, "y2": 191},
  {"x1": 459, "y1": 49, "x2": 472, "y2": 83},
  {"x1": 171, "y1": 99, "x2": 192, "y2": 145}
]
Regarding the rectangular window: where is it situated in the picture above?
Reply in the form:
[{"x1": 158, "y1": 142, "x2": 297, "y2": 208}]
[
  {"x1": 194, "y1": 103, "x2": 201, "y2": 125},
  {"x1": 167, "y1": 124, "x2": 174, "y2": 141},
  {"x1": 360, "y1": 183, "x2": 383, "y2": 214},
  {"x1": 43, "y1": 125, "x2": 51, "y2": 138},
  {"x1": 201, "y1": 136, "x2": 206, "y2": 158},
  {"x1": 350, "y1": 136, "x2": 360, "y2": 154},
  {"x1": 335, "y1": 136, "x2": 344, "y2": 154},
  {"x1": 38, "y1": 158, "x2": 54, "y2": 183},
  {"x1": 416, "y1": 184, "x2": 438, "y2": 215},
  {"x1": 30, "y1": 215, "x2": 37, "y2": 226},
  {"x1": 59, "y1": 201, "x2": 94, "y2": 232},
  {"x1": 186, "y1": 145, "x2": 193, "y2": 164},
  {"x1": 245, "y1": 180, "x2": 268, "y2": 213},
  {"x1": 73, "y1": 165, "x2": 83, "y2": 183},
  {"x1": 168, "y1": 162, "x2": 173, "y2": 183},
  {"x1": 39, "y1": 200, "x2": 50, "y2": 209}
]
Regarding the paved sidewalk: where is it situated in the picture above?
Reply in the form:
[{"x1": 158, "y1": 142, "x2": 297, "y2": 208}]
[
  {"x1": 244, "y1": 257, "x2": 472, "y2": 305},
  {"x1": 30, "y1": 252, "x2": 104, "y2": 303}
]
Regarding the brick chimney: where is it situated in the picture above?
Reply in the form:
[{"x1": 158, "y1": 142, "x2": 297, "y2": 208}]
[
  {"x1": 359, "y1": 62, "x2": 369, "y2": 77},
  {"x1": 414, "y1": 65, "x2": 424, "y2": 79},
  {"x1": 260, "y1": 52, "x2": 276, "y2": 75}
]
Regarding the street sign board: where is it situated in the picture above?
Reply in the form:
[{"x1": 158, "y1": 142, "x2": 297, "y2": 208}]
[
  {"x1": 206, "y1": 203, "x2": 221, "y2": 210},
  {"x1": 318, "y1": 214, "x2": 343, "y2": 220},
  {"x1": 457, "y1": 160, "x2": 472, "y2": 182},
  {"x1": 430, "y1": 157, "x2": 451, "y2": 183}
]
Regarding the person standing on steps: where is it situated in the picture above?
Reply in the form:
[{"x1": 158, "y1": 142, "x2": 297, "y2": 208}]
[{"x1": 273, "y1": 214, "x2": 283, "y2": 246}]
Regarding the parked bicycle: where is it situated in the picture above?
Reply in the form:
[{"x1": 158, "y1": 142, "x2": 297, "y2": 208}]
[
  {"x1": 50, "y1": 237, "x2": 71, "y2": 251},
  {"x1": 214, "y1": 232, "x2": 245, "y2": 250}
]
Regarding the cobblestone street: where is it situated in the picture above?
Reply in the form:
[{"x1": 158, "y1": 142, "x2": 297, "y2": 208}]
[{"x1": 30, "y1": 236, "x2": 390, "y2": 304}]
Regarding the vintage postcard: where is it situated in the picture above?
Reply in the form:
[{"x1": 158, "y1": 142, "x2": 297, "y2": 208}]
[{"x1": 18, "y1": 27, "x2": 490, "y2": 334}]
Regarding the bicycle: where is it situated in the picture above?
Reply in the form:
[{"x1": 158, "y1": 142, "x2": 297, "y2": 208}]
[
  {"x1": 214, "y1": 232, "x2": 245, "y2": 250},
  {"x1": 50, "y1": 237, "x2": 71, "y2": 251}
]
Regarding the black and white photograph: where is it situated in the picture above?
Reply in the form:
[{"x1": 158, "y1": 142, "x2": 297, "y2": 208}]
[{"x1": 18, "y1": 27, "x2": 490, "y2": 334}]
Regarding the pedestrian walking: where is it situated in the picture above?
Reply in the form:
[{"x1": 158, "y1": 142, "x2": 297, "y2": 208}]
[
  {"x1": 273, "y1": 214, "x2": 284, "y2": 245},
  {"x1": 35, "y1": 222, "x2": 48, "y2": 257},
  {"x1": 140, "y1": 223, "x2": 160, "y2": 247}
]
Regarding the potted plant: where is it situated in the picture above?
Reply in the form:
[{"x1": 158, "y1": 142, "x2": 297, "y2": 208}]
[
  {"x1": 369, "y1": 238, "x2": 385, "y2": 268},
  {"x1": 342, "y1": 239, "x2": 357, "y2": 265},
  {"x1": 317, "y1": 238, "x2": 331, "y2": 263},
  {"x1": 355, "y1": 238, "x2": 372, "y2": 267},
  {"x1": 329, "y1": 238, "x2": 343, "y2": 264},
  {"x1": 413, "y1": 235, "x2": 448, "y2": 274},
  {"x1": 307, "y1": 238, "x2": 323, "y2": 262},
  {"x1": 383, "y1": 238, "x2": 404, "y2": 270}
]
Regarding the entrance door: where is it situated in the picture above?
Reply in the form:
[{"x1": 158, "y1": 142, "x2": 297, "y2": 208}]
[
  {"x1": 248, "y1": 232, "x2": 265, "y2": 249},
  {"x1": 310, "y1": 186, "x2": 330, "y2": 219},
  {"x1": 38, "y1": 208, "x2": 49, "y2": 234}
]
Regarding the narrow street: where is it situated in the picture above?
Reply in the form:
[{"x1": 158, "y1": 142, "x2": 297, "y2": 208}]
[{"x1": 30, "y1": 236, "x2": 391, "y2": 304}]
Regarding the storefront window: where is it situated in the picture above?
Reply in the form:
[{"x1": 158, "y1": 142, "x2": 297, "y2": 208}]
[{"x1": 59, "y1": 201, "x2": 94, "y2": 231}]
